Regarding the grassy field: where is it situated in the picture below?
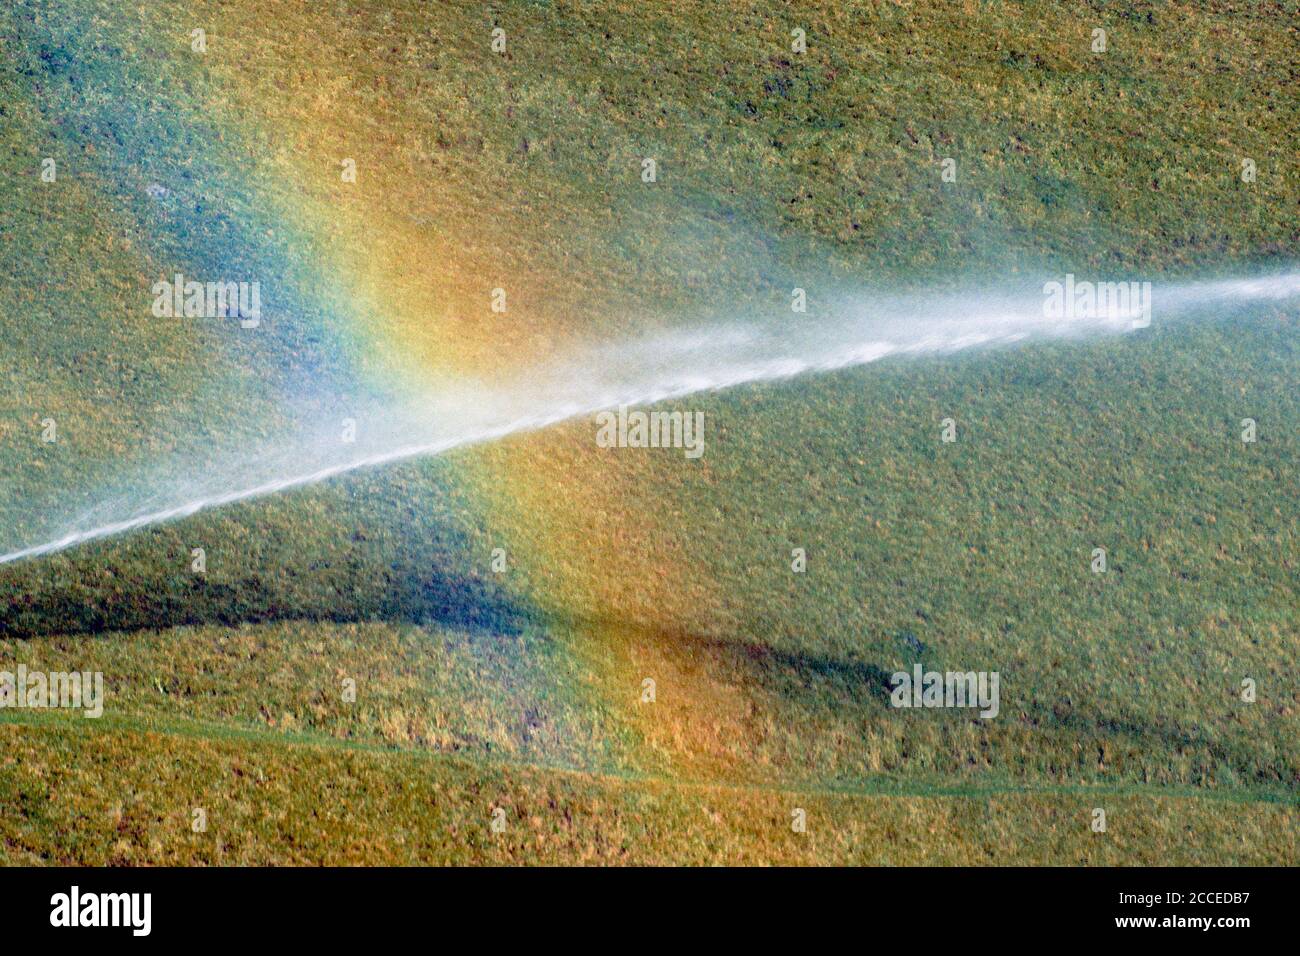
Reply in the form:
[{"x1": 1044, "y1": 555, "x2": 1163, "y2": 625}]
[{"x1": 0, "y1": 0, "x2": 1297, "y2": 864}]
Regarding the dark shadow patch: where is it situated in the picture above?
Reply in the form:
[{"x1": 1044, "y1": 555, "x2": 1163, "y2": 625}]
[
  {"x1": 552, "y1": 615, "x2": 1293, "y2": 786},
  {"x1": 0, "y1": 533, "x2": 532, "y2": 640}
]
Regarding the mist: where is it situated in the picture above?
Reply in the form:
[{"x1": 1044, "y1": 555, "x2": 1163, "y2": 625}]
[{"x1": 3, "y1": 270, "x2": 1297, "y2": 565}]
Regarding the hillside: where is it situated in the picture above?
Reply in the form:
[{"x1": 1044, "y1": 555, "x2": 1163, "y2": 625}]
[{"x1": 0, "y1": 0, "x2": 1296, "y2": 864}]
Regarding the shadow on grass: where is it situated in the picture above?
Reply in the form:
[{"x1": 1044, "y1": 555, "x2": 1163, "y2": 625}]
[
  {"x1": 559, "y1": 617, "x2": 1294, "y2": 788},
  {"x1": 0, "y1": 540, "x2": 531, "y2": 640}
]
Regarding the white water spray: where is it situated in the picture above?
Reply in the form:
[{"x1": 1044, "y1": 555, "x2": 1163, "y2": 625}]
[{"x1": 2, "y1": 272, "x2": 1298, "y2": 565}]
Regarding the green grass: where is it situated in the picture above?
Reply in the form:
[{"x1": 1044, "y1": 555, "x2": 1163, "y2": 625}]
[
  {"x1": 3, "y1": 310, "x2": 1297, "y2": 862},
  {"x1": 0, "y1": 0, "x2": 1297, "y2": 863}
]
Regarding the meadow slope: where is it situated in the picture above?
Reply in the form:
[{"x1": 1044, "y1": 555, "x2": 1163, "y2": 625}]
[{"x1": 0, "y1": 0, "x2": 1297, "y2": 863}]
